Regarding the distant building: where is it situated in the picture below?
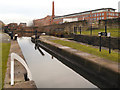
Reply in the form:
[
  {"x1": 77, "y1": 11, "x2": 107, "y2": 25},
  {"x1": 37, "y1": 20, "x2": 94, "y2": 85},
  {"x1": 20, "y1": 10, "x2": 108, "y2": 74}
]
[
  {"x1": 19, "y1": 23, "x2": 27, "y2": 28},
  {"x1": 7, "y1": 23, "x2": 18, "y2": 31},
  {"x1": 33, "y1": 15, "x2": 52, "y2": 27},
  {"x1": 33, "y1": 1, "x2": 120, "y2": 26},
  {"x1": 54, "y1": 8, "x2": 119, "y2": 24},
  {"x1": 33, "y1": 1, "x2": 55, "y2": 27},
  {"x1": 0, "y1": 20, "x2": 3, "y2": 31},
  {"x1": 118, "y1": 1, "x2": 120, "y2": 17}
]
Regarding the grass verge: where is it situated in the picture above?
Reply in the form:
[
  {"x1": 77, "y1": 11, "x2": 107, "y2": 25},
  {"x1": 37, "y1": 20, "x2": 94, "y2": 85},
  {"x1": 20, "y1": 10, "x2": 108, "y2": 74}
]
[
  {"x1": 50, "y1": 39, "x2": 119, "y2": 62},
  {"x1": 77, "y1": 28, "x2": 120, "y2": 37},
  {"x1": 0, "y1": 43, "x2": 10, "y2": 89}
]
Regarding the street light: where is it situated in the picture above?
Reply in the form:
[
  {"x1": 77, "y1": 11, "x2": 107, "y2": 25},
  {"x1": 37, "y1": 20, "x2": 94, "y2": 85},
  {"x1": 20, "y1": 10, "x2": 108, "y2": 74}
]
[
  {"x1": 98, "y1": 32, "x2": 102, "y2": 52},
  {"x1": 105, "y1": 20, "x2": 107, "y2": 36},
  {"x1": 107, "y1": 32, "x2": 111, "y2": 54}
]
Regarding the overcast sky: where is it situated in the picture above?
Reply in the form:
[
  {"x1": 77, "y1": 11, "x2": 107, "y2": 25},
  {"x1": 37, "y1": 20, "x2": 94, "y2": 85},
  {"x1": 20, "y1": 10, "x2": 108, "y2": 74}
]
[{"x1": 0, "y1": 0, "x2": 119, "y2": 25}]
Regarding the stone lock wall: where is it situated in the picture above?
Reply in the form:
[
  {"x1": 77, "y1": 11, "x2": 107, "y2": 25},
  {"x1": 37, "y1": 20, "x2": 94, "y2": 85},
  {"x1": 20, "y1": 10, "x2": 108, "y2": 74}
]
[{"x1": 74, "y1": 35, "x2": 119, "y2": 50}]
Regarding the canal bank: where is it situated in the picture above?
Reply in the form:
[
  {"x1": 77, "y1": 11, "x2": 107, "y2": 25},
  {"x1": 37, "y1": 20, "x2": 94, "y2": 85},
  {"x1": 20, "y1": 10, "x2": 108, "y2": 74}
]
[
  {"x1": 4, "y1": 39, "x2": 36, "y2": 88},
  {"x1": 31, "y1": 35, "x2": 120, "y2": 88}
]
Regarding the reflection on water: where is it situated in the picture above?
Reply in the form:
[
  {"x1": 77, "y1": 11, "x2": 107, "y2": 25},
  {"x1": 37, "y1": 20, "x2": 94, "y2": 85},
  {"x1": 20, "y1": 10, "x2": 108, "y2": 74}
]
[{"x1": 18, "y1": 37, "x2": 98, "y2": 88}]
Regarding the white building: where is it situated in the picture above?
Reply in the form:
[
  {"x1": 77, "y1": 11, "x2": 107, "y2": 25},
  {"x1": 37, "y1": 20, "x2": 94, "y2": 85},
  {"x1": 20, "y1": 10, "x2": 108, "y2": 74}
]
[
  {"x1": 63, "y1": 18, "x2": 78, "y2": 23},
  {"x1": 118, "y1": 1, "x2": 120, "y2": 12},
  {"x1": 0, "y1": 21, "x2": 3, "y2": 31}
]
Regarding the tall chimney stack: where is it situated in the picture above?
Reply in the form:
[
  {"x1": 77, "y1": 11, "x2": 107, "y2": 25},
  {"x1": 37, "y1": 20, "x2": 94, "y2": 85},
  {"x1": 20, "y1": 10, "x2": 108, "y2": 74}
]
[
  {"x1": 51, "y1": 1, "x2": 55, "y2": 24},
  {"x1": 52, "y1": 1, "x2": 55, "y2": 17}
]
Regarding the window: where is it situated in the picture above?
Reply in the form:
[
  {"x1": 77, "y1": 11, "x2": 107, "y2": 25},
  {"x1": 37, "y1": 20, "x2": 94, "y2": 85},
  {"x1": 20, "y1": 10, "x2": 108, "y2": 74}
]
[
  {"x1": 100, "y1": 13, "x2": 101, "y2": 16},
  {"x1": 97, "y1": 14, "x2": 99, "y2": 16},
  {"x1": 95, "y1": 14, "x2": 96, "y2": 17},
  {"x1": 97, "y1": 18, "x2": 99, "y2": 20},
  {"x1": 102, "y1": 13, "x2": 104, "y2": 15},
  {"x1": 110, "y1": 9, "x2": 115, "y2": 12},
  {"x1": 102, "y1": 17, "x2": 104, "y2": 19},
  {"x1": 116, "y1": 14, "x2": 118, "y2": 16},
  {"x1": 100, "y1": 17, "x2": 101, "y2": 20}
]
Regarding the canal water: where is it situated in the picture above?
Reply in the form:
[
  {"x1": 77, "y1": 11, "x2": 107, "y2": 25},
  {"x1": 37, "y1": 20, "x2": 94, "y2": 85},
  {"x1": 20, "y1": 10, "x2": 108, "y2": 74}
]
[{"x1": 18, "y1": 37, "x2": 98, "y2": 88}]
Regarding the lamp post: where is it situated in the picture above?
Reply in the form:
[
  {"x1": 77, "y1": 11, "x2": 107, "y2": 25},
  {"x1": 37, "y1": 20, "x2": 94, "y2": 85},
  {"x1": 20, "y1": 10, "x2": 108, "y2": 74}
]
[
  {"x1": 35, "y1": 30, "x2": 37, "y2": 50},
  {"x1": 98, "y1": 32, "x2": 102, "y2": 52},
  {"x1": 105, "y1": 20, "x2": 107, "y2": 36},
  {"x1": 107, "y1": 32, "x2": 111, "y2": 54}
]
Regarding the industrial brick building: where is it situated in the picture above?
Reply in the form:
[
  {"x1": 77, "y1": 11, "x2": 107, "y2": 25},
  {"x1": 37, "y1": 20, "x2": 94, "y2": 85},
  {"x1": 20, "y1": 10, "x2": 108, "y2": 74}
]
[
  {"x1": 54, "y1": 8, "x2": 119, "y2": 24},
  {"x1": 33, "y1": 15, "x2": 52, "y2": 27},
  {"x1": 33, "y1": 1, "x2": 55, "y2": 27},
  {"x1": 33, "y1": 1, "x2": 120, "y2": 27}
]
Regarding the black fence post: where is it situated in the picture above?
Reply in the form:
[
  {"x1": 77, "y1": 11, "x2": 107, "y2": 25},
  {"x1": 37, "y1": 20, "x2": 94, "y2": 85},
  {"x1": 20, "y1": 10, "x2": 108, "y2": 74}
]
[
  {"x1": 11, "y1": 31, "x2": 13, "y2": 40},
  {"x1": 109, "y1": 37, "x2": 111, "y2": 54},
  {"x1": 79, "y1": 26, "x2": 81, "y2": 35},
  {"x1": 108, "y1": 33, "x2": 111, "y2": 54},
  {"x1": 105, "y1": 20, "x2": 107, "y2": 36},
  {"x1": 99, "y1": 35, "x2": 102, "y2": 52},
  {"x1": 90, "y1": 25, "x2": 92, "y2": 35},
  {"x1": 74, "y1": 27, "x2": 75, "y2": 34},
  {"x1": 76, "y1": 27, "x2": 78, "y2": 34},
  {"x1": 74, "y1": 27, "x2": 77, "y2": 34}
]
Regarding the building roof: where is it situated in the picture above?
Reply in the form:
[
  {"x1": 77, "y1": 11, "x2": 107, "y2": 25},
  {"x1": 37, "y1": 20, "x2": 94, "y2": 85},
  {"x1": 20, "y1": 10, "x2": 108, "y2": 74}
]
[{"x1": 54, "y1": 8, "x2": 116, "y2": 18}]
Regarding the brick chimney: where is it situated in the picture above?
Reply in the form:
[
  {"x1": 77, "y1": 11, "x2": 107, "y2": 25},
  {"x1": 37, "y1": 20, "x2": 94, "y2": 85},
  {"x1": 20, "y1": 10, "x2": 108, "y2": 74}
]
[
  {"x1": 51, "y1": 1, "x2": 55, "y2": 24},
  {"x1": 52, "y1": 1, "x2": 55, "y2": 17}
]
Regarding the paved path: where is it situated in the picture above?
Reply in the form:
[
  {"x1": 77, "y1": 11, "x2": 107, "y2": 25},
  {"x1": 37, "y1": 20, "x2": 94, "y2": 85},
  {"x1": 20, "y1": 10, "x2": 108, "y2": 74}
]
[
  {"x1": 0, "y1": 33, "x2": 10, "y2": 43},
  {"x1": 3, "y1": 37, "x2": 36, "y2": 88}
]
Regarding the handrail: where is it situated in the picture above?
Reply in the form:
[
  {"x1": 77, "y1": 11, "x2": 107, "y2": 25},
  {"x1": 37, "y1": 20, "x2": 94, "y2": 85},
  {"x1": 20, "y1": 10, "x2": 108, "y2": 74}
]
[{"x1": 11, "y1": 53, "x2": 32, "y2": 85}]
